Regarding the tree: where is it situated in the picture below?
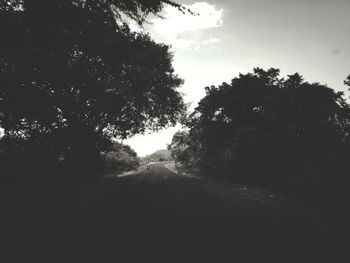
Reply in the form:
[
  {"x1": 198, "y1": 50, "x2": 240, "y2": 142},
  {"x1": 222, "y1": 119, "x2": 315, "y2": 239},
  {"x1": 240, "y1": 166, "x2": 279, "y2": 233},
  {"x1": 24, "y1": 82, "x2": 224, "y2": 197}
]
[
  {"x1": 177, "y1": 68, "x2": 350, "y2": 191},
  {"x1": 103, "y1": 142, "x2": 139, "y2": 173},
  {"x1": 0, "y1": 0, "x2": 186, "y2": 177},
  {"x1": 168, "y1": 129, "x2": 201, "y2": 174},
  {"x1": 168, "y1": 131, "x2": 191, "y2": 165}
]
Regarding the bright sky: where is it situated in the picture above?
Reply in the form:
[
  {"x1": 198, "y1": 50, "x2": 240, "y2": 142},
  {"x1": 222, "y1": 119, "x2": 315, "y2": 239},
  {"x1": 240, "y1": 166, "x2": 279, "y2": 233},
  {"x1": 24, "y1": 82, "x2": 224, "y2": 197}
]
[{"x1": 124, "y1": 0, "x2": 350, "y2": 157}]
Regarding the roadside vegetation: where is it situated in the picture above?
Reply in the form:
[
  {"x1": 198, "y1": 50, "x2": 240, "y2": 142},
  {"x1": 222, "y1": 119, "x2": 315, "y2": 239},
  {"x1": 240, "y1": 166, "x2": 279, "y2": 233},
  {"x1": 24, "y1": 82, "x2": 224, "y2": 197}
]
[
  {"x1": 169, "y1": 68, "x2": 350, "y2": 212},
  {"x1": 103, "y1": 142, "x2": 139, "y2": 174}
]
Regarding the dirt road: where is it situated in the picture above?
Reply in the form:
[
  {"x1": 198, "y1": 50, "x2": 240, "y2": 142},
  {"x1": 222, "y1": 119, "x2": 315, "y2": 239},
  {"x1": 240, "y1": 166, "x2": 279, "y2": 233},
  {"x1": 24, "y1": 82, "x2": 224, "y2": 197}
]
[{"x1": 2, "y1": 163, "x2": 349, "y2": 262}]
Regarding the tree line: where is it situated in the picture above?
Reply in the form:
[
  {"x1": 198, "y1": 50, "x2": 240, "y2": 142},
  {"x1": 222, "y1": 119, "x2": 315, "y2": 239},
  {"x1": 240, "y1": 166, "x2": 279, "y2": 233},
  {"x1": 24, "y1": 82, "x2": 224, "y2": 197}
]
[
  {"x1": 169, "y1": 68, "x2": 350, "y2": 208},
  {"x1": 141, "y1": 149, "x2": 173, "y2": 165}
]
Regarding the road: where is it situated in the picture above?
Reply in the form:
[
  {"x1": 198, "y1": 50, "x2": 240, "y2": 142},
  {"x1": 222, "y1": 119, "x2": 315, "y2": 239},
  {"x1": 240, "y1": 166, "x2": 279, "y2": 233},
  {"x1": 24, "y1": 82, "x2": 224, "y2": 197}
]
[{"x1": 2, "y1": 162, "x2": 350, "y2": 262}]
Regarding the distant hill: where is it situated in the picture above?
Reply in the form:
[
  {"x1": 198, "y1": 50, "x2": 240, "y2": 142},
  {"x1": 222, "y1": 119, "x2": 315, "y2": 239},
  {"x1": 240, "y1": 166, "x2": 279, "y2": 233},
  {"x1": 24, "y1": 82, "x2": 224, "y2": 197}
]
[{"x1": 141, "y1": 149, "x2": 172, "y2": 164}]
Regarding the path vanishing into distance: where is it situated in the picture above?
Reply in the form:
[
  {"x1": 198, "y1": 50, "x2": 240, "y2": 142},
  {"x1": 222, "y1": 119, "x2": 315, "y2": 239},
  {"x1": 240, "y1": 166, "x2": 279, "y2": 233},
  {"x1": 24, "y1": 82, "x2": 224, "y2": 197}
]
[{"x1": 3, "y1": 162, "x2": 350, "y2": 262}]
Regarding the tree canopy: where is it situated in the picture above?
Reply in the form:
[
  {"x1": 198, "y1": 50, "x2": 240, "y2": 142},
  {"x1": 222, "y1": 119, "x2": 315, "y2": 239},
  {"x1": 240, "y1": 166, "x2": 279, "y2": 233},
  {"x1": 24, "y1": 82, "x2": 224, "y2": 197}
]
[
  {"x1": 0, "y1": 0, "x2": 186, "y2": 179},
  {"x1": 170, "y1": 68, "x2": 350, "y2": 202}
]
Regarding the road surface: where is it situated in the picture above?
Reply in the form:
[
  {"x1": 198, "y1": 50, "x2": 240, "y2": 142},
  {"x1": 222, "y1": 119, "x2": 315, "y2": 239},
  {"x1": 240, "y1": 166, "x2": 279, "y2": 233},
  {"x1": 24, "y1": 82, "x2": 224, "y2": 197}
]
[{"x1": 3, "y1": 163, "x2": 350, "y2": 262}]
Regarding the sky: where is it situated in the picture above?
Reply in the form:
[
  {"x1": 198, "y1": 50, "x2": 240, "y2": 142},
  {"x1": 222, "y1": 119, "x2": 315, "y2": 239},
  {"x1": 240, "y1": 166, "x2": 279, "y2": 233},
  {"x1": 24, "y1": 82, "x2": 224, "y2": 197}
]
[{"x1": 124, "y1": 0, "x2": 350, "y2": 157}]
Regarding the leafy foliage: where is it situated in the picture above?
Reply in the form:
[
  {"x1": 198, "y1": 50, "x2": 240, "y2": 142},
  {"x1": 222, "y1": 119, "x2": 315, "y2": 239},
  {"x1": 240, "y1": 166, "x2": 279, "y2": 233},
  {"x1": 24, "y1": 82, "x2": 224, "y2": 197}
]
[
  {"x1": 167, "y1": 130, "x2": 200, "y2": 173},
  {"x1": 103, "y1": 142, "x2": 139, "y2": 173},
  {"x1": 0, "y1": 0, "x2": 186, "y2": 181},
  {"x1": 171, "y1": 68, "x2": 350, "y2": 204}
]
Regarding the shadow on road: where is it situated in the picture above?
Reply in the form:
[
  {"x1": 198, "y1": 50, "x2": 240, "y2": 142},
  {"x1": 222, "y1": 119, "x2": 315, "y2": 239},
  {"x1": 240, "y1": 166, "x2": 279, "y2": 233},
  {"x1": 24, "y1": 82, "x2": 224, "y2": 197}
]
[{"x1": 2, "y1": 163, "x2": 349, "y2": 262}]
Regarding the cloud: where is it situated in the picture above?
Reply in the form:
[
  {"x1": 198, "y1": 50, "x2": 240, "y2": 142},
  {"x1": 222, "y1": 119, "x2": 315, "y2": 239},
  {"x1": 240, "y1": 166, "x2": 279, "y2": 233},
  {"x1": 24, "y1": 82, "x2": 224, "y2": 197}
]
[
  {"x1": 148, "y1": 2, "x2": 224, "y2": 49},
  {"x1": 202, "y1": 37, "x2": 221, "y2": 45},
  {"x1": 173, "y1": 38, "x2": 194, "y2": 49}
]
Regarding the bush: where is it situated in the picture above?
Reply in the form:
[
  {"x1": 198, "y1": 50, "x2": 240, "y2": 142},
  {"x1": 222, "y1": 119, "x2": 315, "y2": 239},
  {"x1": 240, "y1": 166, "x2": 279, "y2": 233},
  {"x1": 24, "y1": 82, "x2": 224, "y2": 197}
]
[{"x1": 103, "y1": 142, "x2": 139, "y2": 173}]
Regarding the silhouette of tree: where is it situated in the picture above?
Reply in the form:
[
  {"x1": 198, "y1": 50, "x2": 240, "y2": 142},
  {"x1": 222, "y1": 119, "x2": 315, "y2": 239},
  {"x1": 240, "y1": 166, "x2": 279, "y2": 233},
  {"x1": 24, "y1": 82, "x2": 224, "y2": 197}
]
[
  {"x1": 172, "y1": 68, "x2": 350, "y2": 203},
  {"x1": 0, "y1": 0, "x2": 186, "y2": 178}
]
